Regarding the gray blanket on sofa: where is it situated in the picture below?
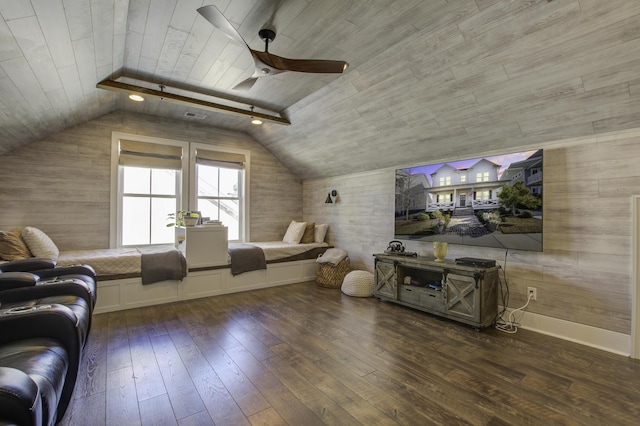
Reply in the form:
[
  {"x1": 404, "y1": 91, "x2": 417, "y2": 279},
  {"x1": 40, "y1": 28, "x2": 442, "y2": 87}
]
[
  {"x1": 228, "y1": 243, "x2": 266, "y2": 276},
  {"x1": 140, "y1": 247, "x2": 187, "y2": 285}
]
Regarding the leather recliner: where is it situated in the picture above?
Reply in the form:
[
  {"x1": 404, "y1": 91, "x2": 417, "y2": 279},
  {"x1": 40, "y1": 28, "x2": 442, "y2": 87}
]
[
  {"x1": 0, "y1": 263, "x2": 96, "y2": 425},
  {"x1": 0, "y1": 366, "x2": 43, "y2": 426},
  {"x1": 0, "y1": 272, "x2": 93, "y2": 347},
  {"x1": 0, "y1": 303, "x2": 82, "y2": 426},
  {"x1": 0, "y1": 258, "x2": 97, "y2": 311}
]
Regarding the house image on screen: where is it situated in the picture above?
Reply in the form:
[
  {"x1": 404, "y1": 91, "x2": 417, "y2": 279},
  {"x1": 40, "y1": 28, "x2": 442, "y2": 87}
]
[
  {"x1": 426, "y1": 158, "x2": 503, "y2": 213},
  {"x1": 395, "y1": 170, "x2": 431, "y2": 218},
  {"x1": 500, "y1": 149, "x2": 543, "y2": 197}
]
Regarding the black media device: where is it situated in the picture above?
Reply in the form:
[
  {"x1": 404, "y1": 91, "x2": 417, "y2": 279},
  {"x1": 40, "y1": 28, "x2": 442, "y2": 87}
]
[{"x1": 455, "y1": 257, "x2": 496, "y2": 268}]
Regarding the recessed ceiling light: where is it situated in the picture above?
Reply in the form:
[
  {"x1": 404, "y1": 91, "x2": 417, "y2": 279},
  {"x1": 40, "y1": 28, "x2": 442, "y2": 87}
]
[
  {"x1": 250, "y1": 106, "x2": 263, "y2": 125},
  {"x1": 129, "y1": 94, "x2": 144, "y2": 102}
]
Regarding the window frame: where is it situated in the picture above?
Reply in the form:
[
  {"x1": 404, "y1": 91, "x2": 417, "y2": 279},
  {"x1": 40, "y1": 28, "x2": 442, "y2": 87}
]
[
  {"x1": 189, "y1": 143, "x2": 250, "y2": 242},
  {"x1": 110, "y1": 132, "x2": 189, "y2": 248}
]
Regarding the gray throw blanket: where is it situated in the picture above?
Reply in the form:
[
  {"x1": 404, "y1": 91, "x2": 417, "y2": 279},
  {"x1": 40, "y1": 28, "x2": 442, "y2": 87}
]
[
  {"x1": 140, "y1": 248, "x2": 187, "y2": 285},
  {"x1": 228, "y1": 243, "x2": 266, "y2": 276}
]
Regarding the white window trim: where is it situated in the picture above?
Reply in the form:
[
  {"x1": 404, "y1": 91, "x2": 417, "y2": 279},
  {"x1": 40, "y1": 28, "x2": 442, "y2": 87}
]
[
  {"x1": 189, "y1": 142, "x2": 250, "y2": 242},
  {"x1": 110, "y1": 132, "x2": 190, "y2": 248}
]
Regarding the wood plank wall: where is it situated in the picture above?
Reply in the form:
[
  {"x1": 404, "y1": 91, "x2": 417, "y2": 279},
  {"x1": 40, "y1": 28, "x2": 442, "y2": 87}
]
[
  {"x1": 0, "y1": 111, "x2": 302, "y2": 249},
  {"x1": 303, "y1": 130, "x2": 640, "y2": 336},
  {"x1": 2, "y1": 111, "x2": 637, "y2": 338}
]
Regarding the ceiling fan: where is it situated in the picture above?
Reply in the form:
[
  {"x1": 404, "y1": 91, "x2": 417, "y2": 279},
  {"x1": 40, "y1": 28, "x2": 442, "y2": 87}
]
[{"x1": 197, "y1": 5, "x2": 349, "y2": 91}]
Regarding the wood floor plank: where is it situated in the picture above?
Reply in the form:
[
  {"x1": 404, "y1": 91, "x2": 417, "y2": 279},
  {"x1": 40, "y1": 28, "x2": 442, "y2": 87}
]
[
  {"x1": 225, "y1": 344, "x2": 325, "y2": 425},
  {"x1": 59, "y1": 391, "x2": 106, "y2": 426},
  {"x1": 139, "y1": 393, "x2": 178, "y2": 426},
  {"x1": 106, "y1": 367, "x2": 141, "y2": 426},
  {"x1": 125, "y1": 309, "x2": 167, "y2": 402},
  {"x1": 176, "y1": 341, "x2": 250, "y2": 426},
  {"x1": 270, "y1": 342, "x2": 398, "y2": 426},
  {"x1": 150, "y1": 334, "x2": 206, "y2": 420},
  {"x1": 313, "y1": 356, "x2": 434, "y2": 425},
  {"x1": 72, "y1": 311, "x2": 108, "y2": 398},
  {"x1": 141, "y1": 304, "x2": 170, "y2": 338},
  {"x1": 330, "y1": 337, "x2": 497, "y2": 424},
  {"x1": 261, "y1": 354, "x2": 365, "y2": 425},
  {"x1": 106, "y1": 310, "x2": 131, "y2": 372},
  {"x1": 191, "y1": 331, "x2": 271, "y2": 417},
  {"x1": 247, "y1": 407, "x2": 288, "y2": 426},
  {"x1": 177, "y1": 410, "x2": 215, "y2": 426},
  {"x1": 220, "y1": 318, "x2": 278, "y2": 361},
  {"x1": 60, "y1": 282, "x2": 640, "y2": 425}
]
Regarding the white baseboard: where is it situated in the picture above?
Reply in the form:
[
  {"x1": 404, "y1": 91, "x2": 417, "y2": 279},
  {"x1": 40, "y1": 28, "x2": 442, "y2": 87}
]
[{"x1": 518, "y1": 310, "x2": 631, "y2": 357}]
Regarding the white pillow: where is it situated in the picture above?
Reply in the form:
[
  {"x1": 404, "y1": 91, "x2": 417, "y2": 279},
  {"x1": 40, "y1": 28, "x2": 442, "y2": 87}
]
[
  {"x1": 282, "y1": 220, "x2": 307, "y2": 244},
  {"x1": 21, "y1": 227, "x2": 60, "y2": 258},
  {"x1": 314, "y1": 223, "x2": 328, "y2": 243}
]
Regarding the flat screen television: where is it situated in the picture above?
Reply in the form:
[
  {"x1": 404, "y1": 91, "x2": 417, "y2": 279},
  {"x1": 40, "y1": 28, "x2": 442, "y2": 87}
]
[{"x1": 394, "y1": 149, "x2": 543, "y2": 251}]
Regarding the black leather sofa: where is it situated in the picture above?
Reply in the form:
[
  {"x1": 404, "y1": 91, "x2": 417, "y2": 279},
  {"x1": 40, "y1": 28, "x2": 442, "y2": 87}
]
[{"x1": 0, "y1": 259, "x2": 97, "y2": 425}]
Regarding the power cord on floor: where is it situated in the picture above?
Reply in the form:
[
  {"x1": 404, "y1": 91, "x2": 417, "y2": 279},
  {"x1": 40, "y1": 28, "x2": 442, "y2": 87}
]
[
  {"x1": 495, "y1": 250, "x2": 509, "y2": 326},
  {"x1": 495, "y1": 292, "x2": 533, "y2": 334},
  {"x1": 493, "y1": 248, "x2": 534, "y2": 334}
]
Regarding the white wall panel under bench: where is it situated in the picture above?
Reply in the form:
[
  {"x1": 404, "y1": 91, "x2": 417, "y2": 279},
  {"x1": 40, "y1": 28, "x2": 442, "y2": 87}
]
[{"x1": 93, "y1": 258, "x2": 318, "y2": 314}]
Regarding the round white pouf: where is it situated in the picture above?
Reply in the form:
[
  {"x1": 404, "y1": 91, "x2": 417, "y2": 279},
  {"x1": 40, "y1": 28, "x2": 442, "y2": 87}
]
[{"x1": 341, "y1": 270, "x2": 374, "y2": 297}]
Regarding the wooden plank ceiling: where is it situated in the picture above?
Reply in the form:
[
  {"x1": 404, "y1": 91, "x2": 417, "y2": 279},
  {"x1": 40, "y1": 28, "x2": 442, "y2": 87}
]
[{"x1": 2, "y1": 0, "x2": 640, "y2": 180}]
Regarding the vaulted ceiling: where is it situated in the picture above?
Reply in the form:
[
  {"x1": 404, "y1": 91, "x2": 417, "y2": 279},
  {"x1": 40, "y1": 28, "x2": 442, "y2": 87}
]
[{"x1": 2, "y1": 0, "x2": 640, "y2": 180}]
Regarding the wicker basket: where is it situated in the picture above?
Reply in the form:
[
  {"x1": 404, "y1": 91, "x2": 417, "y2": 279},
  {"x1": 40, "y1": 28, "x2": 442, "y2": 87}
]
[{"x1": 316, "y1": 257, "x2": 350, "y2": 288}]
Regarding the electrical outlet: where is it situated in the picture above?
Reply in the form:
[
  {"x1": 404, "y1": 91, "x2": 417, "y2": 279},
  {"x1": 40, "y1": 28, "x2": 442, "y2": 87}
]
[{"x1": 527, "y1": 287, "x2": 537, "y2": 301}]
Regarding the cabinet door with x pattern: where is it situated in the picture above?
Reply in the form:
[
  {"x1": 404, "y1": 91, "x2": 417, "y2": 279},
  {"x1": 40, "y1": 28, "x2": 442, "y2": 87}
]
[
  {"x1": 444, "y1": 273, "x2": 479, "y2": 322},
  {"x1": 375, "y1": 258, "x2": 397, "y2": 299}
]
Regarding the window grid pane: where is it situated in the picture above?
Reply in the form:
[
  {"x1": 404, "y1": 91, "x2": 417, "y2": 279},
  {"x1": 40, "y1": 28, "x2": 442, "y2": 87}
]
[
  {"x1": 121, "y1": 166, "x2": 178, "y2": 246},
  {"x1": 151, "y1": 197, "x2": 177, "y2": 244},
  {"x1": 123, "y1": 167, "x2": 150, "y2": 194},
  {"x1": 151, "y1": 169, "x2": 177, "y2": 196},
  {"x1": 122, "y1": 196, "x2": 150, "y2": 245},
  {"x1": 197, "y1": 163, "x2": 242, "y2": 240}
]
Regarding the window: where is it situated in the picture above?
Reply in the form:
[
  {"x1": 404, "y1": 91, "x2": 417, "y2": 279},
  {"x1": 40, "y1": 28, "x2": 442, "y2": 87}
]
[
  {"x1": 476, "y1": 171, "x2": 490, "y2": 182},
  {"x1": 111, "y1": 134, "x2": 189, "y2": 247},
  {"x1": 121, "y1": 167, "x2": 179, "y2": 245},
  {"x1": 111, "y1": 134, "x2": 249, "y2": 247},
  {"x1": 193, "y1": 146, "x2": 247, "y2": 241},
  {"x1": 460, "y1": 175, "x2": 466, "y2": 183},
  {"x1": 439, "y1": 176, "x2": 451, "y2": 186},
  {"x1": 475, "y1": 190, "x2": 490, "y2": 200},
  {"x1": 437, "y1": 193, "x2": 451, "y2": 203}
]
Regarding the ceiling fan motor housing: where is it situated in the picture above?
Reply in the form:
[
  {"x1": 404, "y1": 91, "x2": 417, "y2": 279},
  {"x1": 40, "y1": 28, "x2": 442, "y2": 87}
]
[{"x1": 258, "y1": 28, "x2": 276, "y2": 43}]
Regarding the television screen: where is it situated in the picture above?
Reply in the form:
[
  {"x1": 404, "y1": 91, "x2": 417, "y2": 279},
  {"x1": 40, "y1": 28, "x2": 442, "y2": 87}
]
[{"x1": 394, "y1": 149, "x2": 543, "y2": 251}]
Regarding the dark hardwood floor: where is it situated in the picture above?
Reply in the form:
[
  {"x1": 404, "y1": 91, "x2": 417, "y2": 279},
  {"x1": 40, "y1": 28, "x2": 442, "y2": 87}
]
[{"x1": 60, "y1": 282, "x2": 640, "y2": 425}]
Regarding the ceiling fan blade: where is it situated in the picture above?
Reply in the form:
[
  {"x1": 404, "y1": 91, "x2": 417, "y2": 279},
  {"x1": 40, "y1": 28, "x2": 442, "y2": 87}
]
[
  {"x1": 197, "y1": 6, "x2": 348, "y2": 90},
  {"x1": 252, "y1": 51, "x2": 348, "y2": 74},
  {"x1": 197, "y1": 5, "x2": 247, "y2": 47},
  {"x1": 232, "y1": 77, "x2": 259, "y2": 91}
]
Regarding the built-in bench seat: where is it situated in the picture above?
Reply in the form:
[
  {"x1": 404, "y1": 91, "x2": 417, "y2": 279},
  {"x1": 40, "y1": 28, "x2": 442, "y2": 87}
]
[
  {"x1": 1, "y1": 222, "x2": 331, "y2": 314},
  {"x1": 55, "y1": 242, "x2": 330, "y2": 314}
]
